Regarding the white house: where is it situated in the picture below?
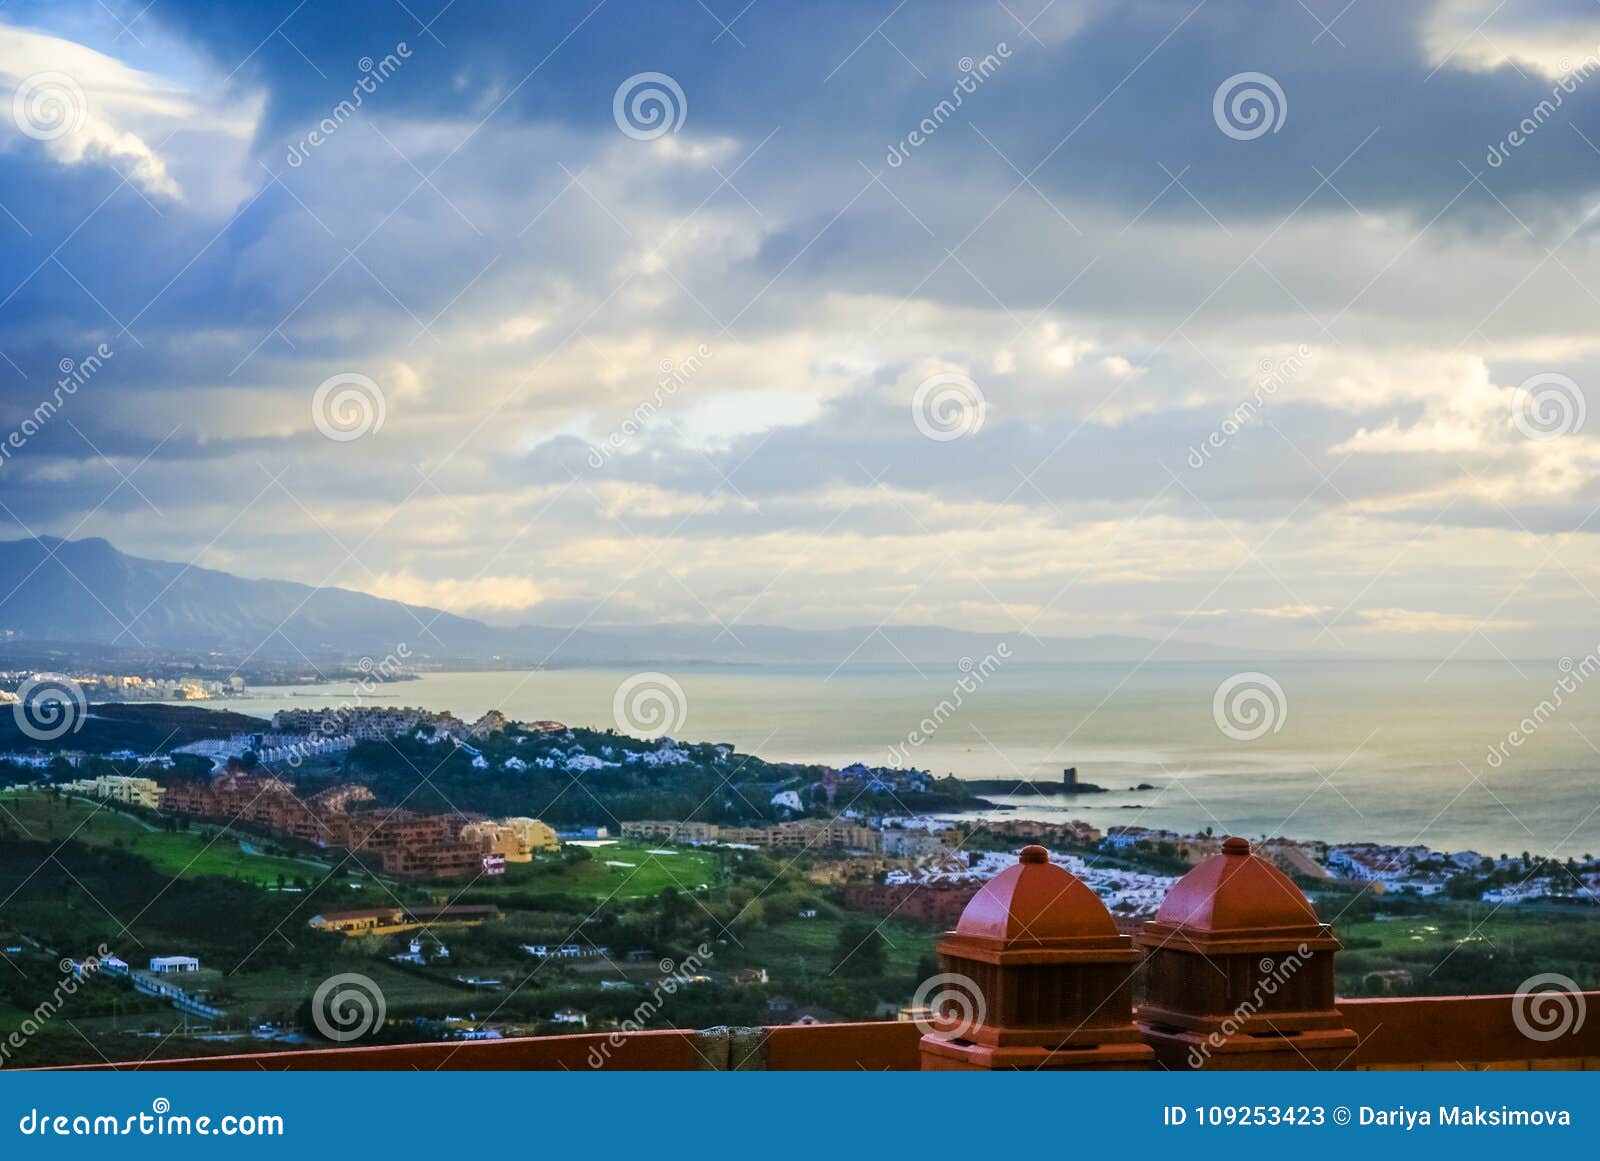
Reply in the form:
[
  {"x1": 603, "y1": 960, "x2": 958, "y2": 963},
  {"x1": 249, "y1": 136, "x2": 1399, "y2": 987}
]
[{"x1": 148, "y1": 955, "x2": 200, "y2": 974}]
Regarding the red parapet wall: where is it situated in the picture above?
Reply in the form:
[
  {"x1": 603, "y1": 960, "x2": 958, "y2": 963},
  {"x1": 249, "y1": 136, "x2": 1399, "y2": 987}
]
[
  {"x1": 1338, "y1": 993, "x2": 1600, "y2": 1068},
  {"x1": 78, "y1": 1029, "x2": 705, "y2": 1072},
  {"x1": 763, "y1": 1021, "x2": 923, "y2": 1071},
  {"x1": 49, "y1": 995, "x2": 1600, "y2": 1071}
]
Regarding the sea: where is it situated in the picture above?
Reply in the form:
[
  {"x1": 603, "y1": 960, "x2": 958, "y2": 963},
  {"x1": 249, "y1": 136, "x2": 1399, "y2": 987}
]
[{"x1": 228, "y1": 660, "x2": 1600, "y2": 858}]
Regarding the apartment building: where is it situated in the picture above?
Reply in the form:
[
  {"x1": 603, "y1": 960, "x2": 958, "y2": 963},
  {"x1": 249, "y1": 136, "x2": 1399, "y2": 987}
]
[
  {"x1": 621, "y1": 818, "x2": 882, "y2": 854},
  {"x1": 57, "y1": 774, "x2": 165, "y2": 809}
]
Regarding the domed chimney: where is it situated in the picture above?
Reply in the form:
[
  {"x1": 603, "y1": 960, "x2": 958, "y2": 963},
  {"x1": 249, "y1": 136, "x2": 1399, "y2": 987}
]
[
  {"x1": 919, "y1": 846, "x2": 1153, "y2": 1070},
  {"x1": 1136, "y1": 837, "x2": 1356, "y2": 1069}
]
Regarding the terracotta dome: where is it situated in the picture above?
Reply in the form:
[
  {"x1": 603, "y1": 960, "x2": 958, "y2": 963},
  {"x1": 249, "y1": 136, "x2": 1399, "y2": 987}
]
[
  {"x1": 954, "y1": 845, "x2": 1118, "y2": 943},
  {"x1": 1154, "y1": 836, "x2": 1319, "y2": 933}
]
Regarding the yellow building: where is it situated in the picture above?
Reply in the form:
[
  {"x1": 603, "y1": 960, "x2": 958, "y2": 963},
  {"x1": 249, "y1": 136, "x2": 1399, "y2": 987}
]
[
  {"x1": 460, "y1": 817, "x2": 560, "y2": 862},
  {"x1": 58, "y1": 775, "x2": 164, "y2": 810},
  {"x1": 504, "y1": 817, "x2": 560, "y2": 854},
  {"x1": 310, "y1": 904, "x2": 500, "y2": 936}
]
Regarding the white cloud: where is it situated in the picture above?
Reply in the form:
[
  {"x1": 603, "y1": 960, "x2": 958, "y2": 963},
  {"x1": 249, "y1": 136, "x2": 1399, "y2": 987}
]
[
  {"x1": 1251, "y1": 604, "x2": 1335, "y2": 620},
  {"x1": 1353, "y1": 607, "x2": 1533, "y2": 635},
  {"x1": 361, "y1": 569, "x2": 550, "y2": 616},
  {"x1": 1423, "y1": 1, "x2": 1600, "y2": 79},
  {"x1": 0, "y1": 20, "x2": 259, "y2": 205}
]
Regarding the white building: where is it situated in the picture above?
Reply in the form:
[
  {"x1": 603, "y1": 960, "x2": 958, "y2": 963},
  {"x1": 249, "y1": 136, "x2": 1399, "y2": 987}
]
[{"x1": 148, "y1": 955, "x2": 200, "y2": 974}]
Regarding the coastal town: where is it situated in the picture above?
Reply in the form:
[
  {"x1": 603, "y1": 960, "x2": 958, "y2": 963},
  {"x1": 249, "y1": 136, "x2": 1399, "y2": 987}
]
[
  {"x1": 26, "y1": 765, "x2": 1592, "y2": 911},
  {"x1": 5, "y1": 698, "x2": 1595, "y2": 913},
  {"x1": 2, "y1": 694, "x2": 1598, "y2": 1064}
]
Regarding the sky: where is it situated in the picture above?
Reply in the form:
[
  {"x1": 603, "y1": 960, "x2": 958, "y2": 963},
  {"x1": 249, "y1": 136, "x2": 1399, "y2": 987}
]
[{"x1": 2, "y1": 0, "x2": 1600, "y2": 659}]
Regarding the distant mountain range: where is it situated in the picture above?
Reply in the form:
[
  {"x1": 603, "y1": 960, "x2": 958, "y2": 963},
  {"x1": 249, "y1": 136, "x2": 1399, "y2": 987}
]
[{"x1": 0, "y1": 537, "x2": 1279, "y2": 666}]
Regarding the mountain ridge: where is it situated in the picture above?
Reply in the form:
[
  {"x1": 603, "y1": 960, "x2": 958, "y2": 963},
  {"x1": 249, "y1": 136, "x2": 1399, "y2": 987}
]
[{"x1": 0, "y1": 537, "x2": 1293, "y2": 665}]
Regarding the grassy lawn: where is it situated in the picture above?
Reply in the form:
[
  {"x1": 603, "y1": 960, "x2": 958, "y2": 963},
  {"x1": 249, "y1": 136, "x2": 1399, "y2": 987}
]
[
  {"x1": 0, "y1": 790, "x2": 330, "y2": 885},
  {"x1": 1335, "y1": 903, "x2": 1561, "y2": 954},
  {"x1": 0, "y1": 794, "x2": 723, "y2": 901},
  {"x1": 1329, "y1": 898, "x2": 1600, "y2": 995},
  {"x1": 735, "y1": 907, "x2": 936, "y2": 983},
  {"x1": 473, "y1": 842, "x2": 727, "y2": 901},
  {"x1": 220, "y1": 960, "x2": 489, "y2": 1021}
]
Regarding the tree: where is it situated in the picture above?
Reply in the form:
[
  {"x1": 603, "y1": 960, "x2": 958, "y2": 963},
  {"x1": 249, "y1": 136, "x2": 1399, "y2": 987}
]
[{"x1": 833, "y1": 921, "x2": 887, "y2": 978}]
